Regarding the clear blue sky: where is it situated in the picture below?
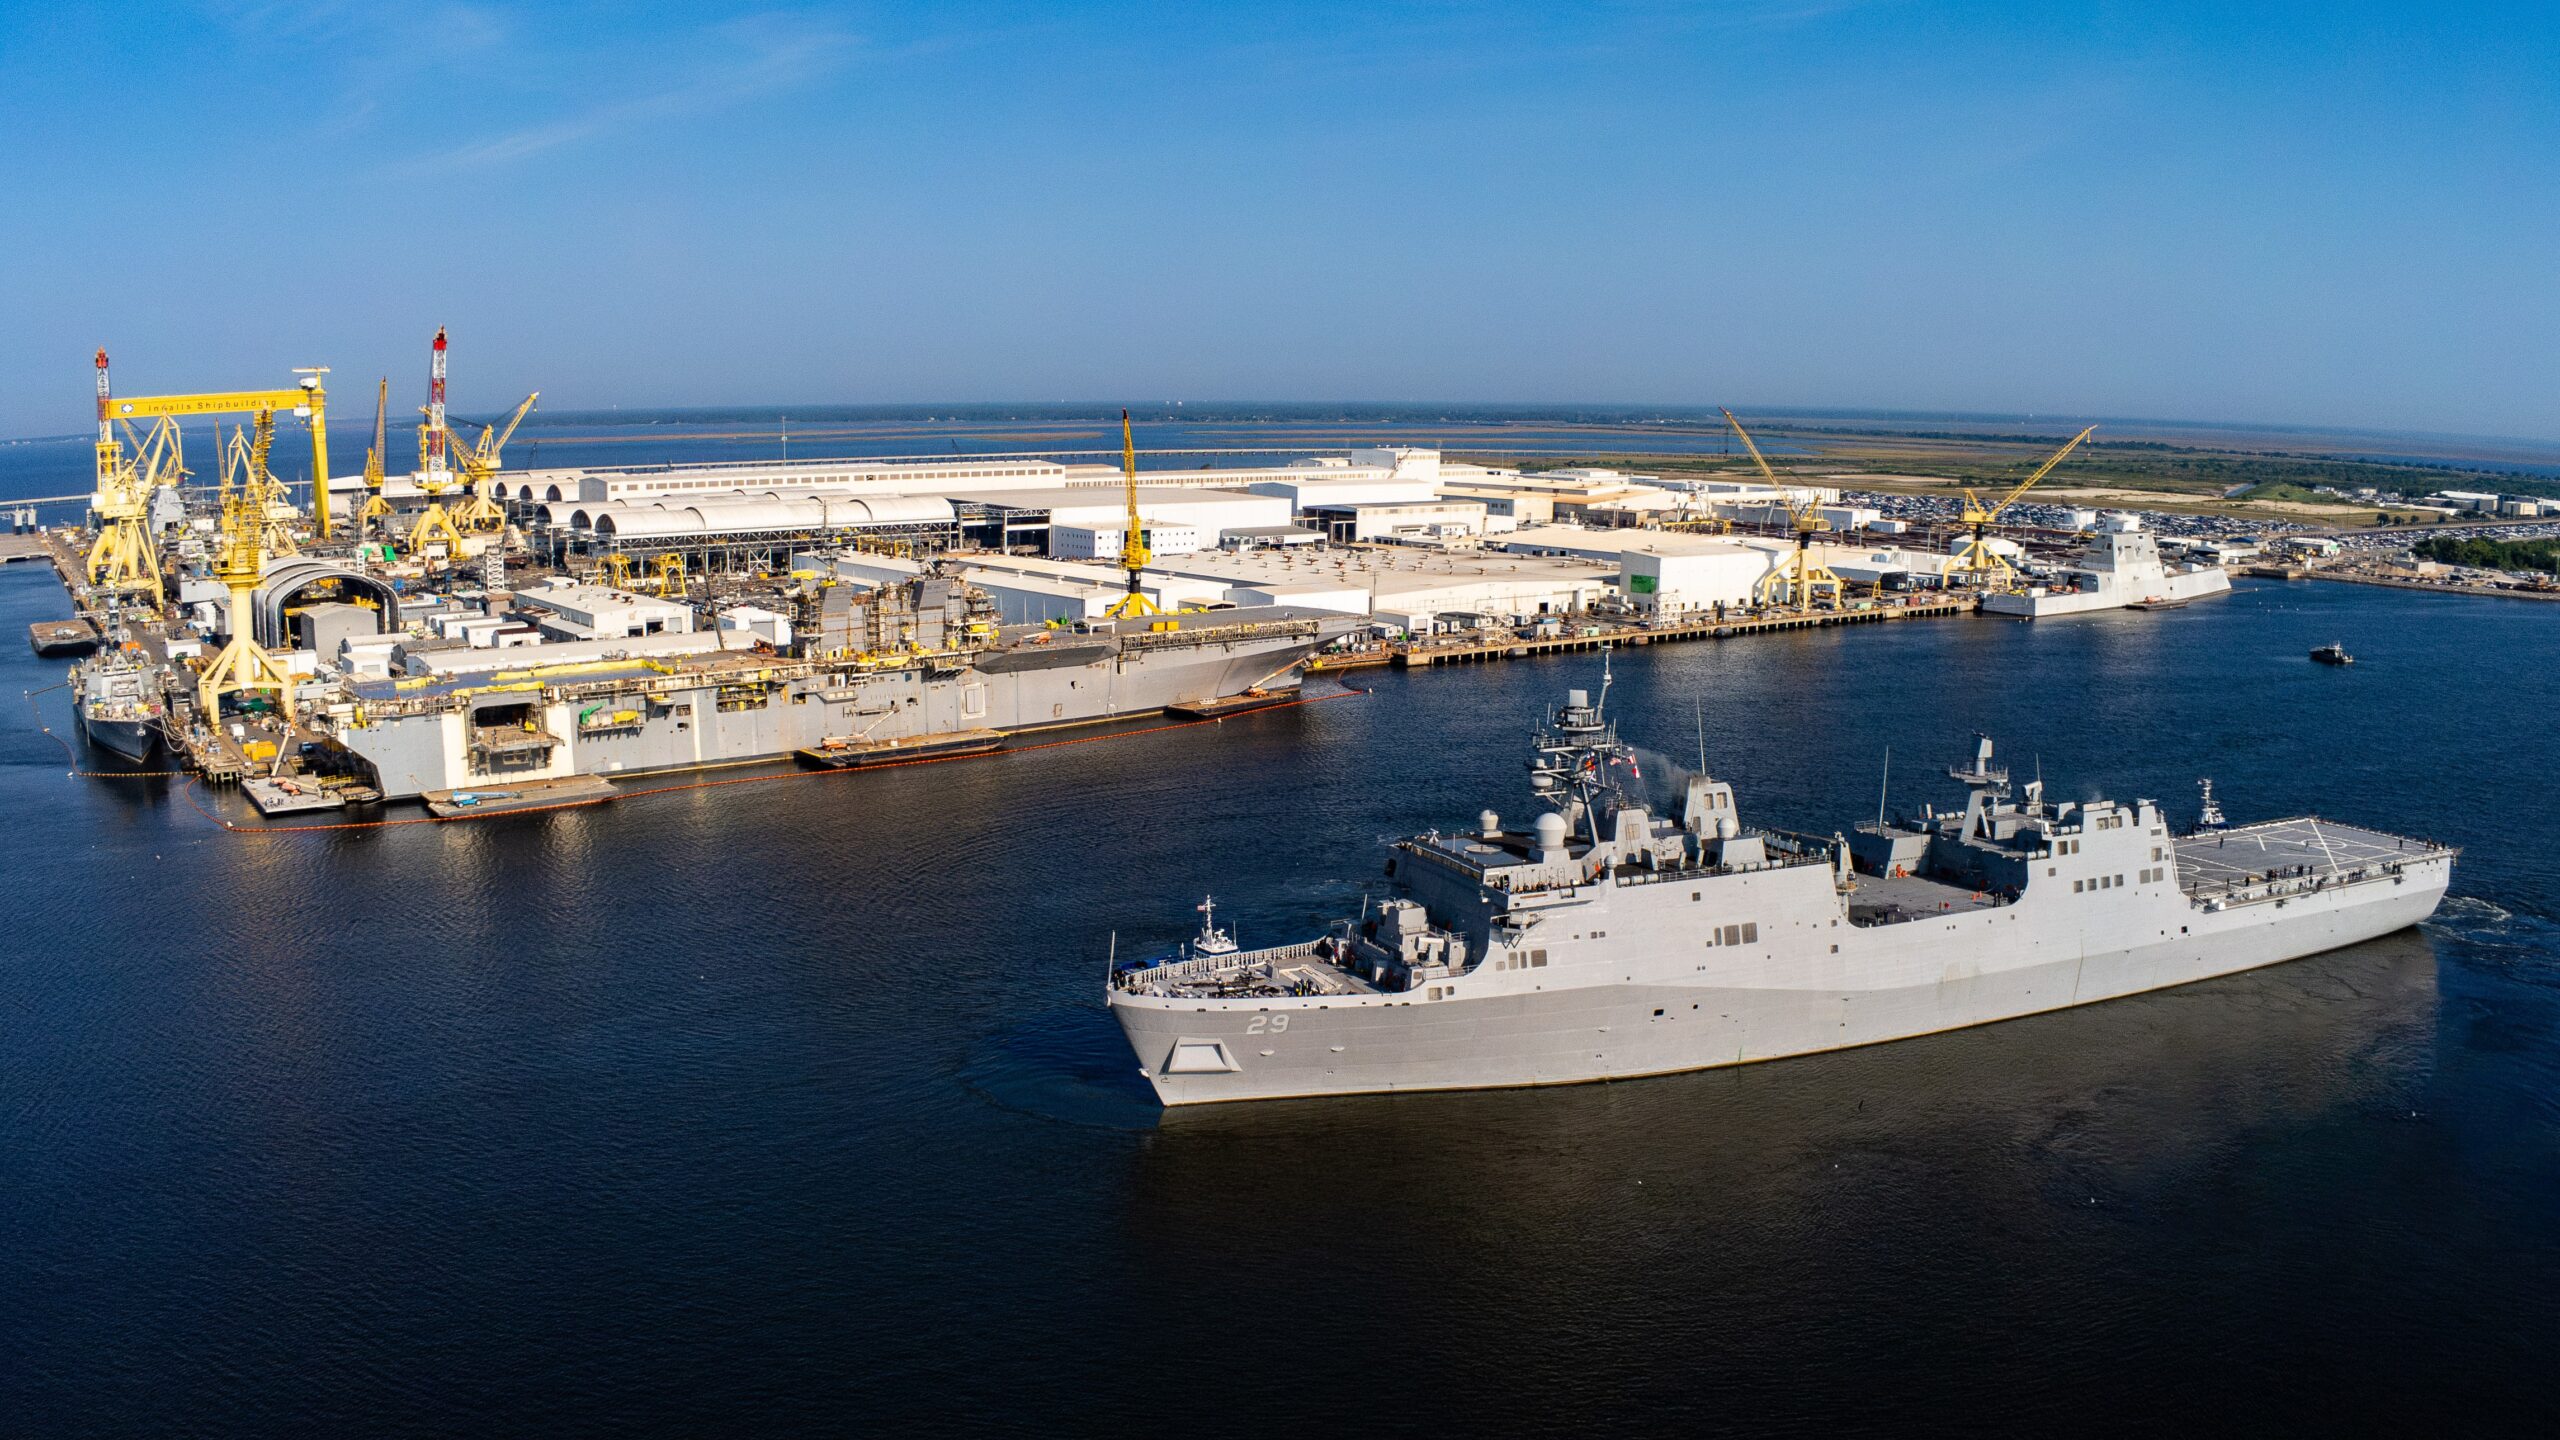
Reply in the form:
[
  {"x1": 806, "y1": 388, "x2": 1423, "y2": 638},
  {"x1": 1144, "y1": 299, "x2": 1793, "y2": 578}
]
[{"x1": 5, "y1": 1, "x2": 2556, "y2": 438}]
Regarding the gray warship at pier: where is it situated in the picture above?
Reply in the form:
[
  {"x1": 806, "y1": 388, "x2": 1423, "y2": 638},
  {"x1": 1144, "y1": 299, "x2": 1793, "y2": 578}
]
[
  {"x1": 1109, "y1": 657, "x2": 2456, "y2": 1105},
  {"x1": 338, "y1": 572, "x2": 1347, "y2": 799}
]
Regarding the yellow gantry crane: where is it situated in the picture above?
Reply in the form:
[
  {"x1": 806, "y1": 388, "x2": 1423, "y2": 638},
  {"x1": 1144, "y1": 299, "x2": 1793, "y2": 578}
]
[
  {"x1": 198, "y1": 420, "x2": 298, "y2": 721},
  {"x1": 1104, "y1": 408, "x2": 1161, "y2": 620},
  {"x1": 89, "y1": 351, "x2": 332, "y2": 599},
  {"x1": 651, "y1": 552, "x2": 687, "y2": 599},
  {"x1": 1725, "y1": 408, "x2": 1842, "y2": 613},
  {"x1": 358, "y1": 378, "x2": 394, "y2": 533},
  {"x1": 452, "y1": 390, "x2": 538, "y2": 532},
  {"x1": 1949, "y1": 425, "x2": 2097, "y2": 590}
]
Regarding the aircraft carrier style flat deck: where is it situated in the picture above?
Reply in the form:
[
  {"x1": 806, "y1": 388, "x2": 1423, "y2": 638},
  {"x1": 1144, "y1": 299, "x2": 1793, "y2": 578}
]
[{"x1": 2176, "y1": 818, "x2": 2452, "y2": 902}]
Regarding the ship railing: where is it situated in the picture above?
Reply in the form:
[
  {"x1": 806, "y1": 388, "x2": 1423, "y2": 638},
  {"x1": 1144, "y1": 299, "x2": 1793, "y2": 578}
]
[
  {"x1": 1116, "y1": 939, "x2": 1325, "y2": 993},
  {"x1": 1114, "y1": 618, "x2": 1325, "y2": 653}
]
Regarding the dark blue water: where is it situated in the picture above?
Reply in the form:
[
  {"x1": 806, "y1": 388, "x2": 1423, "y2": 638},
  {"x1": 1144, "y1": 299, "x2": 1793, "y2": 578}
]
[{"x1": 5, "y1": 564, "x2": 2556, "y2": 1434}]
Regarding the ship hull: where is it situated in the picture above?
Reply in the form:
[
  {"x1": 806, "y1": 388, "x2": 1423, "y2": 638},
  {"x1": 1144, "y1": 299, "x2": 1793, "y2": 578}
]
[
  {"x1": 341, "y1": 615, "x2": 1337, "y2": 799},
  {"x1": 77, "y1": 712, "x2": 158, "y2": 763},
  {"x1": 1111, "y1": 868, "x2": 2447, "y2": 1105}
]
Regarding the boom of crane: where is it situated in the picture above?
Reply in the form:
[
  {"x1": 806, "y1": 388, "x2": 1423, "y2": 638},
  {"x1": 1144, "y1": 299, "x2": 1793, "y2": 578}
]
[
  {"x1": 452, "y1": 391, "x2": 538, "y2": 532},
  {"x1": 86, "y1": 410, "x2": 186, "y2": 603},
  {"x1": 1949, "y1": 425, "x2": 2096, "y2": 590},
  {"x1": 92, "y1": 352, "x2": 333, "y2": 575},
  {"x1": 1103, "y1": 408, "x2": 1162, "y2": 620},
  {"x1": 198, "y1": 414, "x2": 298, "y2": 721},
  {"x1": 358, "y1": 378, "x2": 394, "y2": 532},
  {"x1": 1725, "y1": 408, "x2": 1842, "y2": 613}
]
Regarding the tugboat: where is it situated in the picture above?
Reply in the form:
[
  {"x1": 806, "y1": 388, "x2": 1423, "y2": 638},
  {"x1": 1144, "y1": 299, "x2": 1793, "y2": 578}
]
[{"x1": 2310, "y1": 643, "x2": 2354, "y2": 666}]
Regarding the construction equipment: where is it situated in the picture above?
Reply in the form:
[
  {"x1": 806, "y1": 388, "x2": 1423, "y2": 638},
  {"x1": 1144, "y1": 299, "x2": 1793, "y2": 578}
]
[
  {"x1": 1725, "y1": 408, "x2": 1842, "y2": 613},
  {"x1": 1949, "y1": 426, "x2": 2097, "y2": 591},
  {"x1": 1103, "y1": 409, "x2": 1160, "y2": 620},
  {"x1": 198, "y1": 416, "x2": 298, "y2": 721},
  {"x1": 95, "y1": 354, "x2": 331, "y2": 538},
  {"x1": 651, "y1": 552, "x2": 687, "y2": 599},
  {"x1": 598, "y1": 552, "x2": 640, "y2": 588},
  {"x1": 452, "y1": 390, "x2": 538, "y2": 531},
  {"x1": 406, "y1": 328, "x2": 468, "y2": 561},
  {"x1": 358, "y1": 379, "x2": 393, "y2": 532}
]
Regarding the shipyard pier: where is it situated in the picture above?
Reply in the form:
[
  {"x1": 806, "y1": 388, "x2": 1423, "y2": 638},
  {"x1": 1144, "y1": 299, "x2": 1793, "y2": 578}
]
[{"x1": 34, "y1": 349, "x2": 2246, "y2": 816}]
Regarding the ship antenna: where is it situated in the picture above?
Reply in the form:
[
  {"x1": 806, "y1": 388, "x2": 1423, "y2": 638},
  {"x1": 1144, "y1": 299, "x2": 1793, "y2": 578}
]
[
  {"x1": 1695, "y1": 693, "x2": 1707, "y2": 777},
  {"x1": 1877, "y1": 745, "x2": 1891, "y2": 828},
  {"x1": 1597, "y1": 644, "x2": 1613, "y2": 720}
]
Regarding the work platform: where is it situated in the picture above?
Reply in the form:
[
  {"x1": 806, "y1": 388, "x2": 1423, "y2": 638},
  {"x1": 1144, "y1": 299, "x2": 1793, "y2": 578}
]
[{"x1": 2176, "y1": 818, "x2": 2452, "y2": 904}]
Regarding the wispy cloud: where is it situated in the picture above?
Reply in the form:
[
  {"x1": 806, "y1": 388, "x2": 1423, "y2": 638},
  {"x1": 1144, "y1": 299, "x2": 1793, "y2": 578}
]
[{"x1": 413, "y1": 13, "x2": 853, "y2": 173}]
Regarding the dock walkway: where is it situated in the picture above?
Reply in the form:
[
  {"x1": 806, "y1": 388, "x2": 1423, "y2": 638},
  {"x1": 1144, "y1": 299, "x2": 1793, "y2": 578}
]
[{"x1": 1395, "y1": 597, "x2": 1978, "y2": 668}]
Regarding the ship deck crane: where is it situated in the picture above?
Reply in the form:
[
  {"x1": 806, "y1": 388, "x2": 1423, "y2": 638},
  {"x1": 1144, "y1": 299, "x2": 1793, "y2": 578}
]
[
  {"x1": 1949, "y1": 426, "x2": 2097, "y2": 590},
  {"x1": 1104, "y1": 409, "x2": 1161, "y2": 621},
  {"x1": 1726, "y1": 408, "x2": 1842, "y2": 613}
]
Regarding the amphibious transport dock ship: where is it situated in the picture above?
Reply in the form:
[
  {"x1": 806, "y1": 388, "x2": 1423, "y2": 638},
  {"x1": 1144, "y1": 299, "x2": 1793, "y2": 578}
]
[
  {"x1": 1108, "y1": 662, "x2": 2455, "y2": 1105},
  {"x1": 334, "y1": 572, "x2": 1348, "y2": 799}
]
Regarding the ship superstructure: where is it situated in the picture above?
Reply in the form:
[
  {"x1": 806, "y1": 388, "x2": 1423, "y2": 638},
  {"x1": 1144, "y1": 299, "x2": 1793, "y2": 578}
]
[
  {"x1": 1982, "y1": 514, "x2": 2232, "y2": 617},
  {"x1": 74, "y1": 645, "x2": 164, "y2": 762},
  {"x1": 1108, "y1": 657, "x2": 2454, "y2": 1104}
]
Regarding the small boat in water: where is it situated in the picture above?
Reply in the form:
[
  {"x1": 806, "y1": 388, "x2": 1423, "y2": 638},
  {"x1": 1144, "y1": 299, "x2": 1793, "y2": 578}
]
[{"x1": 2310, "y1": 643, "x2": 2354, "y2": 666}]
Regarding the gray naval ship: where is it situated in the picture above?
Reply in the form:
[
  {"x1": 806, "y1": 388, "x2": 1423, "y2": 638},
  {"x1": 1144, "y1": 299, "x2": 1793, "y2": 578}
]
[
  {"x1": 74, "y1": 649, "x2": 164, "y2": 763},
  {"x1": 1109, "y1": 659, "x2": 2456, "y2": 1105},
  {"x1": 338, "y1": 572, "x2": 1348, "y2": 799}
]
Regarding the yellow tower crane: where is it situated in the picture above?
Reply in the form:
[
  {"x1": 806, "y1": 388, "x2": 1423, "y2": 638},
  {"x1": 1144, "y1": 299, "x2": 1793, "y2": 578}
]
[
  {"x1": 358, "y1": 378, "x2": 394, "y2": 533},
  {"x1": 1948, "y1": 425, "x2": 2097, "y2": 591},
  {"x1": 1725, "y1": 408, "x2": 1842, "y2": 613},
  {"x1": 198, "y1": 424, "x2": 298, "y2": 721},
  {"x1": 1103, "y1": 408, "x2": 1161, "y2": 621},
  {"x1": 452, "y1": 391, "x2": 538, "y2": 532}
]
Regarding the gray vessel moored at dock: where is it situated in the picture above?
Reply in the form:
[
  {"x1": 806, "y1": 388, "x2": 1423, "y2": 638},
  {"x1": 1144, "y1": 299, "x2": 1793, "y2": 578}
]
[
  {"x1": 1108, "y1": 657, "x2": 2456, "y2": 1105},
  {"x1": 335, "y1": 573, "x2": 1349, "y2": 799},
  {"x1": 73, "y1": 650, "x2": 164, "y2": 763}
]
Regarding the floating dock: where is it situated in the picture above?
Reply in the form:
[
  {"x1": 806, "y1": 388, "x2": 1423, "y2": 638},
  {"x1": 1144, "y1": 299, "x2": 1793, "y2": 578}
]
[
  {"x1": 243, "y1": 775, "x2": 346, "y2": 816},
  {"x1": 422, "y1": 775, "x2": 619, "y2": 818},
  {"x1": 29, "y1": 619, "x2": 100, "y2": 657},
  {"x1": 1164, "y1": 688, "x2": 1303, "y2": 720},
  {"x1": 794, "y1": 728, "x2": 1006, "y2": 770}
]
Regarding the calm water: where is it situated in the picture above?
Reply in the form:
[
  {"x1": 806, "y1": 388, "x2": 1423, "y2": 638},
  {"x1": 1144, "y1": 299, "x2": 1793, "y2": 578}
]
[{"x1": 5, "y1": 565, "x2": 2556, "y2": 1434}]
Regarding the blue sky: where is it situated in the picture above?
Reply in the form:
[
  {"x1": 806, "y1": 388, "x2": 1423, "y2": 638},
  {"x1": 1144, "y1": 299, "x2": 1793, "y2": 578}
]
[{"x1": 4, "y1": 1, "x2": 2556, "y2": 438}]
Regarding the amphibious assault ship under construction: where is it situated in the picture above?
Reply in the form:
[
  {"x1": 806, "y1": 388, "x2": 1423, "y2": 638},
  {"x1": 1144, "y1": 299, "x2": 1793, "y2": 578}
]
[
  {"x1": 1109, "y1": 657, "x2": 2455, "y2": 1105},
  {"x1": 337, "y1": 571, "x2": 1347, "y2": 799}
]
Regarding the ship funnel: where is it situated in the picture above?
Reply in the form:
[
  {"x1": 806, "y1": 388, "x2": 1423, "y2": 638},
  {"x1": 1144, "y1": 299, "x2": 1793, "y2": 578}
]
[{"x1": 1480, "y1": 810, "x2": 1501, "y2": 839}]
